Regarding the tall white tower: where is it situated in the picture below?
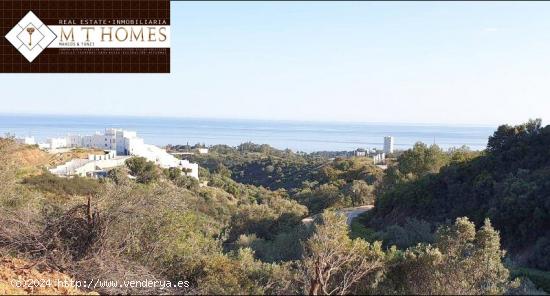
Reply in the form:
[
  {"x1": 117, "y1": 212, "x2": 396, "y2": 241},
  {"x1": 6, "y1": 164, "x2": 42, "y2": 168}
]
[{"x1": 384, "y1": 136, "x2": 394, "y2": 154}]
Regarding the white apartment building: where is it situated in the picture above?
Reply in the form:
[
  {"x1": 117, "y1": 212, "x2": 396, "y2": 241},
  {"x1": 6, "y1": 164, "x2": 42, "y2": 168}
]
[
  {"x1": 47, "y1": 128, "x2": 199, "y2": 180},
  {"x1": 47, "y1": 137, "x2": 68, "y2": 150},
  {"x1": 80, "y1": 129, "x2": 117, "y2": 151},
  {"x1": 66, "y1": 135, "x2": 82, "y2": 147},
  {"x1": 50, "y1": 150, "x2": 129, "y2": 178},
  {"x1": 123, "y1": 135, "x2": 144, "y2": 156},
  {"x1": 131, "y1": 143, "x2": 199, "y2": 179},
  {"x1": 384, "y1": 136, "x2": 394, "y2": 154},
  {"x1": 68, "y1": 129, "x2": 139, "y2": 155}
]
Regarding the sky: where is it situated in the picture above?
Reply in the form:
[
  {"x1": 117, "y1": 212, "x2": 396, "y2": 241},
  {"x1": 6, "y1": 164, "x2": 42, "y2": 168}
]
[{"x1": 2, "y1": 1, "x2": 550, "y2": 125}]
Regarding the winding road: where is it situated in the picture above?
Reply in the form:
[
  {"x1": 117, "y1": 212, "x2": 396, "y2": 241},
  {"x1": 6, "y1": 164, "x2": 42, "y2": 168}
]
[
  {"x1": 302, "y1": 205, "x2": 374, "y2": 226},
  {"x1": 338, "y1": 205, "x2": 374, "y2": 225}
]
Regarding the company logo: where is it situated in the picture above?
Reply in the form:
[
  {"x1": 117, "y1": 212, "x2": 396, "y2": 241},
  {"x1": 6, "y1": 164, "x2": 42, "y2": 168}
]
[
  {"x1": 0, "y1": 0, "x2": 170, "y2": 73},
  {"x1": 5, "y1": 11, "x2": 56, "y2": 62}
]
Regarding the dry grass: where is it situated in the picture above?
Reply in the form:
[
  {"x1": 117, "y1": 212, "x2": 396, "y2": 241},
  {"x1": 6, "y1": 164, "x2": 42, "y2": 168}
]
[
  {"x1": 48, "y1": 148, "x2": 105, "y2": 168},
  {"x1": 4, "y1": 142, "x2": 105, "y2": 178},
  {"x1": 0, "y1": 257, "x2": 98, "y2": 295}
]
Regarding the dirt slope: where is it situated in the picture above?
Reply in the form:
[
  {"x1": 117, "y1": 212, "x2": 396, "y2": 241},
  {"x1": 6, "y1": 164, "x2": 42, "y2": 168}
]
[{"x1": 0, "y1": 257, "x2": 97, "y2": 295}]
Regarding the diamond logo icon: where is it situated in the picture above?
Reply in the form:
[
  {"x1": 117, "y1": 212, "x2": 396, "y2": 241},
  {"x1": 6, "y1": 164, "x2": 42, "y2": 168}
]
[{"x1": 5, "y1": 11, "x2": 57, "y2": 62}]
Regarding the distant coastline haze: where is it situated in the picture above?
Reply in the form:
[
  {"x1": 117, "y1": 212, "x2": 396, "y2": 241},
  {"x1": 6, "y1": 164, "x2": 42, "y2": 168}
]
[{"x1": 0, "y1": 114, "x2": 495, "y2": 152}]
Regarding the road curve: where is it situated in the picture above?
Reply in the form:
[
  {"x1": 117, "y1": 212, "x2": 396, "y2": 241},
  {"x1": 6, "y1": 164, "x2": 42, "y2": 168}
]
[
  {"x1": 302, "y1": 205, "x2": 374, "y2": 226},
  {"x1": 337, "y1": 205, "x2": 374, "y2": 225}
]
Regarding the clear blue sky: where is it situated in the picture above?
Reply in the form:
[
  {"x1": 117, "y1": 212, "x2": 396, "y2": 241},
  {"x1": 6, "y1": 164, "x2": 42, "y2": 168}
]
[{"x1": 2, "y1": 1, "x2": 550, "y2": 125}]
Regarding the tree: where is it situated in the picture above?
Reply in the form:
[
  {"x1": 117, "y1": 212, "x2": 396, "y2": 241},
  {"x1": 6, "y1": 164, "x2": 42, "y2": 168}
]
[
  {"x1": 397, "y1": 142, "x2": 448, "y2": 177},
  {"x1": 164, "y1": 167, "x2": 199, "y2": 190},
  {"x1": 370, "y1": 120, "x2": 550, "y2": 270},
  {"x1": 228, "y1": 191, "x2": 308, "y2": 241},
  {"x1": 214, "y1": 163, "x2": 232, "y2": 178},
  {"x1": 487, "y1": 118, "x2": 542, "y2": 152},
  {"x1": 436, "y1": 217, "x2": 513, "y2": 294},
  {"x1": 295, "y1": 184, "x2": 345, "y2": 215},
  {"x1": 125, "y1": 157, "x2": 159, "y2": 184},
  {"x1": 165, "y1": 167, "x2": 182, "y2": 180},
  {"x1": 470, "y1": 219, "x2": 515, "y2": 294},
  {"x1": 345, "y1": 180, "x2": 375, "y2": 206},
  {"x1": 195, "y1": 248, "x2": 296, "y2": 295},
  {"x1": 380, "y1": 217, "x2": 515, "y2": 295},
  {"x1": 106, "y1": 167, "x2": 129, "y2": 185},
  {"x1": 379, "y1": 218, "x2": 434, "y2": 249},
  {"x1": 300, "y1": 211, "x2": 385, "y2": 295}
]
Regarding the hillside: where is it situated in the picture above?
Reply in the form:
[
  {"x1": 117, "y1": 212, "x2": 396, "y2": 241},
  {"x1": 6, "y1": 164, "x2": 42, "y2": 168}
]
[
  {"x1": 188, "y1": 143, "x2": 328, "y2": 191},
  {"x1": 368, "y1": 119, "x2": 550, "y2": 270},
  {"x1": 4, "y1": 142, "x2": 106, "y2": 178},
  {"x1": 48, "y1": 148, "x2": 106, "y2": 167},
  {"x1": 0, "y1": 135, "x2": 543, "y2": 295},
  {"x1": 0, "y1": 139, "x2": 309, "y2": 294},
  {"x1": 0, "y1": 257, "x2": 96, "y2": 295},
  {"x1": 187, "y1": 143, "x2": 384, "y2": 214}
]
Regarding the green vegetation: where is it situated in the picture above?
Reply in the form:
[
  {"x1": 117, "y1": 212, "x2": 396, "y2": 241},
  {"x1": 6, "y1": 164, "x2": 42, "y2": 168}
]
[
  {"x1": 126, "y1": 156, "x2": 161, "y2": 184},
  {"x1": 188, "y1": 144, "x2": 384, "y2": 215},
  {"x1": 300, "y1": 211, "x2": 386, "y2": 295},
  {"x1": 1, "y1": 117, "x2": 548, "y2": 295},
  {"x1": 368, "y1": 120, "x2": 550, "y2": 277},
  {"x1": 512, "y1": 267, "x2": 550, "y2": 294},
  {"x1": 379, "y1": 217, "x2": 515, "y2": 295},
  {"x1": 163, "y1": 167, "x2": 199, "y2": 190},
  {"x1": 23, "y1": 172, "x2": 102, "y2": 196},
  {"x1": 0, "y1": 140, "x2": 309, "y2": 294},
  {"x1": 188, "y1": 142, "x2": 327, "y2": 191},
  {"x1": 349, "y1": 211, "x2": 377, "y2": 240}
]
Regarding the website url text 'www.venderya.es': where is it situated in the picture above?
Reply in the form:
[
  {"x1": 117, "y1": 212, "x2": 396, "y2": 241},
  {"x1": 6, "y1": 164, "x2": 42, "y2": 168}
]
[{"x1": 11, "y1": 278, "x2": 190, "y2": 290}]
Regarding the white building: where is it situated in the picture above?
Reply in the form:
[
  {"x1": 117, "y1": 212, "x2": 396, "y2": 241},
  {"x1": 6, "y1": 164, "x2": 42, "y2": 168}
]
[
  {"x1": 373, "y1": 153, "x2": 386, "y2": 165},
  {"x1": 354, "y1": 148, "x2": 366, "y2": 157},
  {"x1": 384, "y1": 136, "x2": 394, "y2": 154},
  {"x1": 50, "y1": 150, "x2": 129, "y2": 178},
  {"x1": 116, "y1": 130, "x2": 138, "y2": 154},
  {"x1": 47, "y1": 137, "x2": 68, "y2": 150},
  {"x1": 123, "y1": 135, "x2": 144, "y2": 156},
  {"x1": 66, "y1": 135, "x2": 82, "y2": 147},
  {"x1": 47, "y1": 128, "x2": 199, "y2": 180},
  {"x1": 130, "y1": 142, "x2": 199, "y2": 179},
  {"x1": 15, "y1": 136, "x2": 36, "y2": 145}
]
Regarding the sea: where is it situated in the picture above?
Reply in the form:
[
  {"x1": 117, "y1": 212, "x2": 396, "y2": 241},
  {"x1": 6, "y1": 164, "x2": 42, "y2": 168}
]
[{"x1": 0, "y1": 114, "x2": 497, "y2": 153}]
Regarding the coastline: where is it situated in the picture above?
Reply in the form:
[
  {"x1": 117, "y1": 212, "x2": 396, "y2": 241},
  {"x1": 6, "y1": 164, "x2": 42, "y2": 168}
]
[{"x1": 0, "y1": 114, "x2": 495, "y2": 152}]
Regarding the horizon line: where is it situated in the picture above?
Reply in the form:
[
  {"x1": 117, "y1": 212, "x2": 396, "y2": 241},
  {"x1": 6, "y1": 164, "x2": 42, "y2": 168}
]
[{"x1": 0, "y1": 112, "x2": 505, "y2": 128}]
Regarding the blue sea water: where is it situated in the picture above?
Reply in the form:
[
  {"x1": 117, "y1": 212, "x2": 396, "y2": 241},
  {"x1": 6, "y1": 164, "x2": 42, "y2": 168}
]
[{"x1": 0, "y1": 114, "x2": 496, "y2": 152}]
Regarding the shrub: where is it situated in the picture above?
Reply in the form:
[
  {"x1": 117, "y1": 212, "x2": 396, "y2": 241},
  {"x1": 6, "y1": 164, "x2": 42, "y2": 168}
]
[
  {"x1": 23, "y1": 172, "x2": 101, "y2": 196},
  {"x1": 125, "y1": 157, "x2": 160, "y2": 184},
  {"x1": 379, "y1": 217, "x2": 516, "y2": 295}
]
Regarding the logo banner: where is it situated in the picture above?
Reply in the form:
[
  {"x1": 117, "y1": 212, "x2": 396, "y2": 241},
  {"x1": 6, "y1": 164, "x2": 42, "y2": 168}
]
[{"x1": 1, "y1": 0, "x2": 170, "y2": 73}]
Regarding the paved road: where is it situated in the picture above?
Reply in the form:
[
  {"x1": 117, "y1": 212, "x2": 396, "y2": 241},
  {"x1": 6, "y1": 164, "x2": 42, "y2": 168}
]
[
  {"x1": 302, "y1": 205, "x2": 374, "y2": 226},
  {"x1": 337, "y1": 205, "x2": 374, "y2": 225}
]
